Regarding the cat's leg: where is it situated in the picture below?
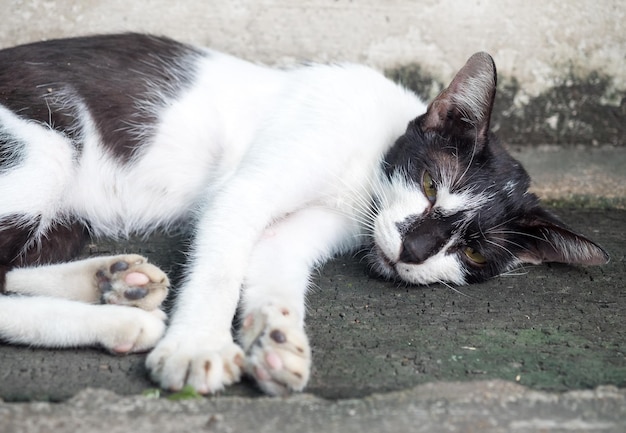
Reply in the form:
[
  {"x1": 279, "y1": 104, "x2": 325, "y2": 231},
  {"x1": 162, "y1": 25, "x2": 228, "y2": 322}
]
[
  {"x1": 0, "y1": 296, "x2": 166, "y2": 353},
  {"x1": 0, "y1": 221, "x2": 168, "y2": 351},
  {"x1": 239, "y1": 207, "x2": 358, "y2": 395},
  {"x1": 0, "y1": 220, "x2": 168, "y2": 351},
  {"x1": 145, "y1": 253, "x2": 246, "y2": 393},
  {"x1": 146, "y1": 205, "x2": 354, "y2": 395},
  {"x1": 145, "y1": 207, "x2": 252, "y2": 393},
  {"x1": 146, "y1": 172, "x2": 304, "y2": 393},
  {"x1": 5, "y1": 254, "x2": 170, "y2": 311}
]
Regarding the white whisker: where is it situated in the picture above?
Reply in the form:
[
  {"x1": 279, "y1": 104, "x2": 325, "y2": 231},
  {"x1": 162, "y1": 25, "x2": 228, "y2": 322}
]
[{"x1": 438, "y1": 279, "x2": 474, "y2": 298}]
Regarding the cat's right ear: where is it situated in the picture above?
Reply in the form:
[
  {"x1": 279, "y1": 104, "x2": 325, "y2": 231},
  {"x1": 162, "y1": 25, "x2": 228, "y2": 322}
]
[{"x1": 419, "y1": 52, "x2": 497, "y2": 146}]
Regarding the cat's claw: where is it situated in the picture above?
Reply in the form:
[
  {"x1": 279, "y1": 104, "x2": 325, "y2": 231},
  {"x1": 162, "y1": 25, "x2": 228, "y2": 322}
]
[
  {"x1": 146, "y1": 336, "x2": 244, "y2": 393},
  {"x1": 239, "y1": 304, "x2": 311, "y2": 396},
  {"x1": 96, "y1": 254, "x2": 169, "y2": 311}
]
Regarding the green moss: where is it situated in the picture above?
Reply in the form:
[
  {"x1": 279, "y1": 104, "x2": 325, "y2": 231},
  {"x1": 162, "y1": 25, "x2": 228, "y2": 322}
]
[
  {"x1": 440, "y1": 327, "x2": 626, "y2": 391},
  {"x1": 166, "y1": 385, "x2": 203, "y2": 401}
]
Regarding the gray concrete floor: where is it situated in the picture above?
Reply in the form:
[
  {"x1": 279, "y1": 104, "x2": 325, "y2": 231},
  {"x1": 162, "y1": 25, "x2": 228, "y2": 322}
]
[{"x1": 1, "y1": 147, "x2": 625, "y2": 432}]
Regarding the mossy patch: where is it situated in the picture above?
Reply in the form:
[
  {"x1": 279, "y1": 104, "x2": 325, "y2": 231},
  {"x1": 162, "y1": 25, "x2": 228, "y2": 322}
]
[
  {"x1": 433, "y1": 327, "x2": 626, "y2": 391},
  {"x1": 539, "y1": 195, "x2": 626, "y2": 210}
]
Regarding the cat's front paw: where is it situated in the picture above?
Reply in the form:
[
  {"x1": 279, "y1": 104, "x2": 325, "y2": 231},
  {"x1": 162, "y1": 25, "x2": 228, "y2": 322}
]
[
  {"x1": 96, "y1": 254, "x2": 169, "y2": 311},
  {"x1": 146, "y1": 335, "x2": 244, "y2": 394},
  {"x1": 239, "y1": 305, "x2": 311, "y2": 396}
]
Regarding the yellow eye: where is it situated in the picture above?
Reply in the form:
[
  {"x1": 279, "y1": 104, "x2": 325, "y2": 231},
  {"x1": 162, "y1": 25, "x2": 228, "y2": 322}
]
[
  {"x1": 422, "y1": 171, "x2": 437, "y2": 202},
  {"x1": 464, "y1": 247, "x2": 487, "y2": 265}
]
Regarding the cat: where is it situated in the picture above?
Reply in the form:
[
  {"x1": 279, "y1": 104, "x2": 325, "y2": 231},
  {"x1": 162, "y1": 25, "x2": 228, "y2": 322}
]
[{"x1": 0, "y1": 33, "x2": 608, "y2": 396}]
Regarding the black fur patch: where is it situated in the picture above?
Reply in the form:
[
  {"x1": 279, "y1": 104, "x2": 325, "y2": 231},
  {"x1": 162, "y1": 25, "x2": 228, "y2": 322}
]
[{"x1": 0, "y1": 33, "x2": 203, "y2": 161}]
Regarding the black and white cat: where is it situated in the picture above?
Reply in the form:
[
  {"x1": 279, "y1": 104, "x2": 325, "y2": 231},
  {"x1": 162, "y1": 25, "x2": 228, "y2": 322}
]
[{"x1": 0, "y1": 34, "x2": 608, "y2": 395}]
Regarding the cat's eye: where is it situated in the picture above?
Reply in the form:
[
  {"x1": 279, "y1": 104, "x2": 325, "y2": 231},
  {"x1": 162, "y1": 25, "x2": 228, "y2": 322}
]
[
  {"x1": 464, "y1": 247, "x2": 487, "y2": 265},
  {"x1": 422, "y1": 171, "x2": 437, "y2": 202}
]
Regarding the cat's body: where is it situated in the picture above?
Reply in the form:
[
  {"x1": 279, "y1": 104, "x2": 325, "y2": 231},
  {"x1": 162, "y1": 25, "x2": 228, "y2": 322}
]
[{"x1": 0, "y1": 34, "x2": 608, "y2": 395}]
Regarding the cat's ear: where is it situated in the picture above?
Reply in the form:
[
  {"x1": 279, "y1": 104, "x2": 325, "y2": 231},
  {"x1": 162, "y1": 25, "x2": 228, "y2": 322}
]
[
  {"x1": 420, "y1": 52, "x2": 497, "y2": 144},
  {"x1": 513, "y1": 207, "x2": 609, "y2": 266}
]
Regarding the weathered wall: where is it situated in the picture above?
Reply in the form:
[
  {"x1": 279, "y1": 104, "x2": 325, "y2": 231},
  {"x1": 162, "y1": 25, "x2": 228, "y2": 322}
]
[{"x1": 2, "y1": 0, "x2": 624, "y2": 146}]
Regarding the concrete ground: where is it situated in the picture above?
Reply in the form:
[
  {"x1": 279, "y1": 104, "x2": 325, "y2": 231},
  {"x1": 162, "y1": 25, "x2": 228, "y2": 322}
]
[{"x1": 0, "y1": 146, "x2": 624, "y2": 432}]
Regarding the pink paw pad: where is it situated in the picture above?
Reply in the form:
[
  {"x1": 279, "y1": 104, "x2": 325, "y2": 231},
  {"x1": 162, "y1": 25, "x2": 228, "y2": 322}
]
[{"x1": 124, "y1": 272, "x2": 150, "y2": 286}]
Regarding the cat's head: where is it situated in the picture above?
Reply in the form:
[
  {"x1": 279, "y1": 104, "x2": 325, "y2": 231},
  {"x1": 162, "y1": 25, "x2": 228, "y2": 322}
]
[{"x1": 370, "y1": 52, "x2": 609, "y2": 285}]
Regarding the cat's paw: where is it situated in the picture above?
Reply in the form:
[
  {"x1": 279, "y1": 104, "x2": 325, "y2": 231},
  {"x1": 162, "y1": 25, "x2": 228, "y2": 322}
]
[
  {"x1": 99, "y1": 307, "x2": 167, "y2": 354},
  {"x1": 96, "y1": 255, "x2": 169, "y2": 311},
  {"x1": 146, "y1": 335, "x2": 244, "y2": 394},
  {"x1": 239, "y1": 304, "x2": 311, "y2": 396}
]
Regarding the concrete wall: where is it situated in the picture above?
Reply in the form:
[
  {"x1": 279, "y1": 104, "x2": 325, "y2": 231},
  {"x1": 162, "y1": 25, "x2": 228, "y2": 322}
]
[{"x1": 2, "y1": 0, "x2": 624, "y2": 146}]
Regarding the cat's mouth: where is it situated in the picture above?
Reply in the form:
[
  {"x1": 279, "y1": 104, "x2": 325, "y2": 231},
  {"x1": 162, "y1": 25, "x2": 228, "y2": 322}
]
[{"x1": 368, "y1": 241, "x2": 467, "y2": 286}]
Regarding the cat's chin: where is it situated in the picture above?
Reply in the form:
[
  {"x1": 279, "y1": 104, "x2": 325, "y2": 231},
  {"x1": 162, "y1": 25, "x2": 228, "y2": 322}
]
[{"x1": 367, "y1": 244, "x2": 400, "y2": 282}]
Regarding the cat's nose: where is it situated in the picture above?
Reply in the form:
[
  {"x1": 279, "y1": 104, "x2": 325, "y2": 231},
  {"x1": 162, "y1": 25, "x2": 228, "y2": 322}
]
[
  {"x1": 399, "y1": 231, "x2": 447, "y2": 264},
  {"x1": 399, "y1": 214, "x2": 459, "y2": 264}
]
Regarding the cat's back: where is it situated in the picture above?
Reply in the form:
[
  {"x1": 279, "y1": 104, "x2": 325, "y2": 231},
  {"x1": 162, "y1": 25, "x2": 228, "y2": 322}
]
[{"x1": 0, "y1": 34, "x2": 423, "y2": 236}]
